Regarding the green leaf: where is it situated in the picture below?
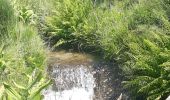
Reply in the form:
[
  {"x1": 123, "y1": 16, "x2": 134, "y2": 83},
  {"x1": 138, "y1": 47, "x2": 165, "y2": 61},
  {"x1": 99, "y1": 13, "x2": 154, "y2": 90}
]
[
  {"x1": 3, "y1": 83, "x2": 21, "y2": 100},
  {"x1": 52, "y1": 39, "x2": 66, "y2": 49},
  {"x1": 27, "y1": 72, "x2": 42, "y2": 90},
  {"x1": 159, "y1": 61, "x2": 170, "y2": 67},
  {"x1": 28, "y1": 80, "x2": 51, "y2": 99},
  {"x1": 12, "y1": 80, "x2": 26, "y2": 90},
  {"x1": 143, "y1": 39, "x2": 160, "y2": 53},
  {"x1": 138, "y1": 78, "x2": 162, "y2": 93},
  {"x1": 0, "y1": 85, "x2": 5, "y2": 99}
]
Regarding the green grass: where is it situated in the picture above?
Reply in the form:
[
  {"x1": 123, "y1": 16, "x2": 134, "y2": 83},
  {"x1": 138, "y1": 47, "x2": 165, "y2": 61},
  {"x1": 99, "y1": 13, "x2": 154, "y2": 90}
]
[
  {"x1": 0, "y1": 0, "x2": 15, "y2": 38},
  {"x1": 0, "y1": 23, "x2": 46, "y2": 82},
  {"x1": 0, "y1": 0, "x2": 49, "y2": 99}
]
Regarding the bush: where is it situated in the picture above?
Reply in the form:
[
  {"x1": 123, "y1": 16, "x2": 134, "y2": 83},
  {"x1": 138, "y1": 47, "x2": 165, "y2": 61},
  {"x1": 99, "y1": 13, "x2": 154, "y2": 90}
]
[
  {"x1": 45, "y1": 0, "x2": 95, "y2": 49},
  {"x1": 123, "y1": 26, "x2": 170, "y2": 99}
]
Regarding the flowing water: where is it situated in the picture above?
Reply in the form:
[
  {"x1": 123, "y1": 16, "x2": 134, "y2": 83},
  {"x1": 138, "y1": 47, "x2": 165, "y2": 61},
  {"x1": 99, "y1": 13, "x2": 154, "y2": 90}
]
[
  {"x1": 43, "y1": 51, "x2": 128, "y2": 100},
  {"x1": 43, "y1": 65, "x2": 95, "y2": 100}
]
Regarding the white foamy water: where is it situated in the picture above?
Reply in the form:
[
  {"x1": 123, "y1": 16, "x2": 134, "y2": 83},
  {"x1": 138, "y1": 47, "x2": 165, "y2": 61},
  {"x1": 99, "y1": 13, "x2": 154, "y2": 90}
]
[
  {"x1": 43, "y1": 87, "x2": 93, "y2": 100},
  {"x1": 43, "y1": 65, "x2": 95, "y2": 100}
]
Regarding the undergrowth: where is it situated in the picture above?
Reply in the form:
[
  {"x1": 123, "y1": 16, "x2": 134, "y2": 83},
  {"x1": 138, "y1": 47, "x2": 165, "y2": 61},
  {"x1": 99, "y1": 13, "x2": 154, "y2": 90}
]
[{"x1": 0, "y1": 0, "x2": 50, "y2": 99}]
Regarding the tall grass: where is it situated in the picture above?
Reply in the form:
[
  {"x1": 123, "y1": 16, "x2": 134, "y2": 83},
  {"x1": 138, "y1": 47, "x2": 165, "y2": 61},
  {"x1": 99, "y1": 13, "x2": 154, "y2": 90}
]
[
  {"x1": 0, "y1": 0, "x2": 49, "y2": 99},
  {"x1": 0, "y1": 0, "x2": 15, "y2": 38},
  {"x1": 0, "y1": 23, "x2": 46, "y2": 83}
]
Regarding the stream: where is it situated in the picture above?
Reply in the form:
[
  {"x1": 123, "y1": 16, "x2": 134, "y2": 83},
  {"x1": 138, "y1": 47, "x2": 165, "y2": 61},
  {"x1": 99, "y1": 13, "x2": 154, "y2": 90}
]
[{"x1": 43, "y1": 51, "x2": 128, "y2": 100}]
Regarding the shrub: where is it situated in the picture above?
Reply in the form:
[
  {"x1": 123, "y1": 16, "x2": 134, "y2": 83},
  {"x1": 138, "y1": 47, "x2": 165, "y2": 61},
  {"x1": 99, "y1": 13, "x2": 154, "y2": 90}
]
[
  {"x1": 123, "y1": 26, "x2": 170, "y2": 99},
  {"x1": 45, "y1": 0, "x2": 94, "y2": 49}
]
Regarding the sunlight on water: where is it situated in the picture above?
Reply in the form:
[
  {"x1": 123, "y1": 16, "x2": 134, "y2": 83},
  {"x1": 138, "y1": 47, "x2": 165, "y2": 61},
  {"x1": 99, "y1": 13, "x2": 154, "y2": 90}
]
[{"x1": 43, "y1": 65, "x2": 95, "y2": 100}]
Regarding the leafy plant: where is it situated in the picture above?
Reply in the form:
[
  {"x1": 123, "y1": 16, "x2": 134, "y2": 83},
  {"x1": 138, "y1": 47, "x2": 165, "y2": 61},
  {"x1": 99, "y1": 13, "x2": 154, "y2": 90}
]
[
  {"x1": 122, "y1": 26, "x2": 170, "y2": 100},
  {"x1": 45, "y1": 0, "x2": 94, "y2": 49},
  {"x1": 18, "y1": 7, "x2": 37, "y2": 24},
  {"x1": 0, "y1": 70, "x2": 51, "y2": 100}
]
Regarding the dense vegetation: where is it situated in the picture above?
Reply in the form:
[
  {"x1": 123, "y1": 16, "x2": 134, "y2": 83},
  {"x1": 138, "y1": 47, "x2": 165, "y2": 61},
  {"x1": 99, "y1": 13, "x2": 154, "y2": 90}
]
[
  {"x1": 44, "y1": 0, "x2": 170, "y2": 99},
  {"x1": 1, "y1": 0, "x2": 170, "y2": 99},
  {"x1": 0, "y1": 0, "x2": 51, "y2": 99}
]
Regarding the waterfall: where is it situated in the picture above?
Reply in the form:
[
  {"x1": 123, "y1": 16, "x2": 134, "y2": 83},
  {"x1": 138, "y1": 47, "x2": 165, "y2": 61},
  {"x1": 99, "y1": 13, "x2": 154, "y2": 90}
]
[
  {"x1": 43, "y1": 65, "x2": 95, "y2": 100},
  {"x1": 42, "y1": 51, "x2": 128, "y2": 100}
]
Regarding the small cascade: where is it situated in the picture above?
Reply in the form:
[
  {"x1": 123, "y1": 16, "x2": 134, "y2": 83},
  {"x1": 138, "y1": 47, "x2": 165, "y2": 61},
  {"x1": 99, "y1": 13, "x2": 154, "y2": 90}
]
[
  {"x1": 43, "y1": 65, "x2": 95, "y2": 100},
  {"x1": 43, "y1": 51, "x2": 128, "y2": 100}
]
